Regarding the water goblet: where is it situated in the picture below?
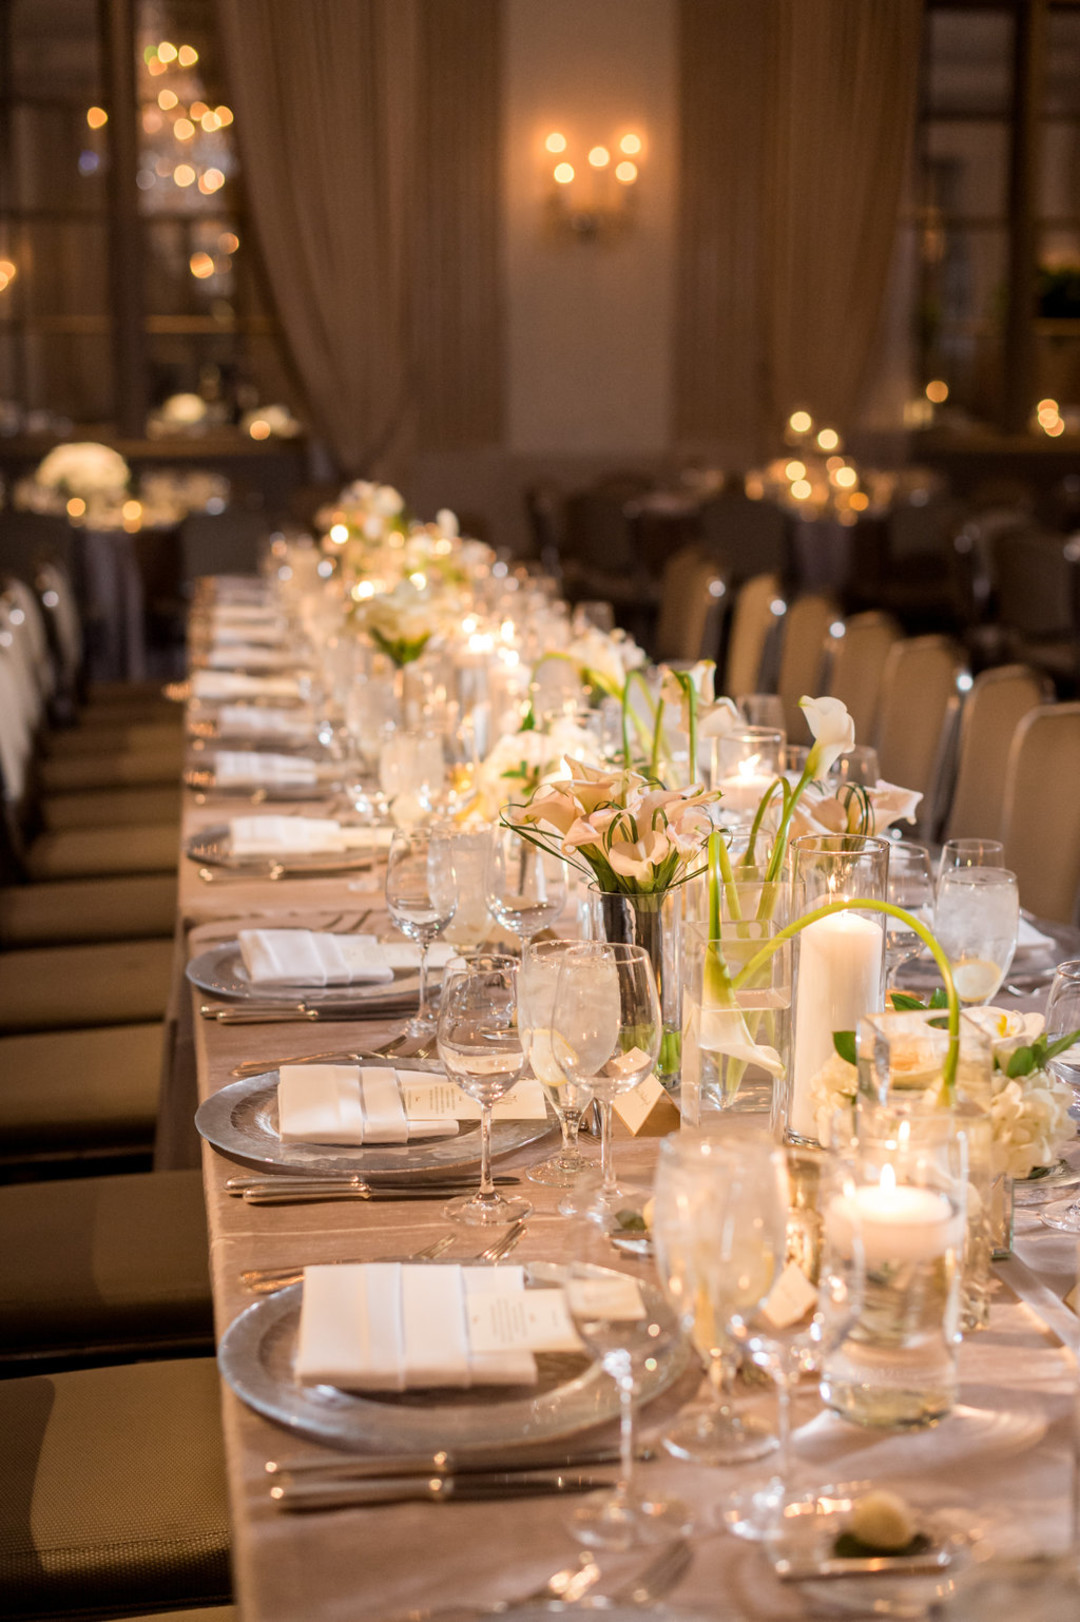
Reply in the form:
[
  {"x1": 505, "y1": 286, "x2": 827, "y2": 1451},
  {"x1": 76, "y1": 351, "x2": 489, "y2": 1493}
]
[
  {"x1": 724, "y1": 1145, "x2": 866, "y2": 1540},
  {"x1": 385, "y1": 825, "x2": 457, "y2": 1036},
  {"x1": 936, "y1": 837, "x2": 1005, "y2": 888},
  {"x1": 517, "y1": 939, "x2": 599, "y2": 1190},
  {"x1": 484, "y1": 825, "x2": 567, "y2": 947},
  {"x1": 379, "y1": 727, "x2": 445, "y2": 827},
  {"x1": 564, "y1": 1258, "x2": 692, "y2": 1549},
  {"x1": 1045, "y1": 961, "x2": 1080, "y2": 1100},
  {"x1": 885, "y1": 841, "x2": 934, "y2": 986},
  {"x1": 551, "y1": 941, "x2": 660, "y2": 1228},
  {"x1": 934, "y1": 866, "x2": 1019, "y2": 1005},
  {"x1": 435, "y1": 965, "x2": 532, "y2": 1227},
  {"x1": 652, "y1": 1129, "x2": 788, "y2": 1467}
]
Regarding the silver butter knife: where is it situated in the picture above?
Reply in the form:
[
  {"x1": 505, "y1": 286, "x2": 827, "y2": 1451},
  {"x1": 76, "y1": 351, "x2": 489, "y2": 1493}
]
[
  {"x1": 271, "y1": 1469, "x2": 613, "y2": 1511},
  {"x1": 268, "y1": 1444, "x2": 650, "y2": 1481}
]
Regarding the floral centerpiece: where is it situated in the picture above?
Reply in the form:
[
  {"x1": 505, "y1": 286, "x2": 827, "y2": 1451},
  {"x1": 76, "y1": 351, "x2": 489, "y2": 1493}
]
[
  {"x1": 349, "y1": 577, "x2": 442, "y2": 667},
  {"x1": 20, "y1": 442, "x2": 131, "y2": 523},
  {"x1": 469, "y1": 718, "x2": 599, "y2": 823}
]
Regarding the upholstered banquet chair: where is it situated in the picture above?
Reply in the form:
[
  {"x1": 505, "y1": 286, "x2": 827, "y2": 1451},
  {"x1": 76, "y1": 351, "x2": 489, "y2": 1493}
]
[
  {"x1": 776, "y1": 593, "x2": 839, "y2": 743},
  {"x1": 874, "y1": 635, "x2": 966, "y2": 838},
  {"x1": 0, "y1": 1169, "x2": 212, "y2": 1365},
  {"x1": 653, "y1": 546, "x2": 728, "y2": 663},
  {"x1": 722, "y1": 572, "x2": 782, "y2": 699},
  {"x1": 0, "y1": 1356, "x2": 231, "y2": 1617},
  {"x1": 943, "y1": 664, "x2": 1051, "y2": 843},
  {"x1": 0, "y1": 1021, "x2": 164, "y2": 1163},
  {"x1": 823, "y1": 610, "x2": 902, "y2": 744},
  {"x1": 1001, "y1": 703, "x2": 1080, "y2": 923}
]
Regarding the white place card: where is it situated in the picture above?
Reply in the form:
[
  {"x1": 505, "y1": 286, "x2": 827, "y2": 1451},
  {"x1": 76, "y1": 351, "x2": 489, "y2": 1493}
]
[
  {"x1": 760, "y1": 1261, "x2": 818, "y2": 1330},
  {"x1": 565, "y1": 1277, "x2": 647, "y2": 1322},
  {"x1": 466, "y1": 1290, "x2": 583, "y2": 1356},
  {"x1": 400, "y1": 1077, "x2": 550, "y2": 1122}
]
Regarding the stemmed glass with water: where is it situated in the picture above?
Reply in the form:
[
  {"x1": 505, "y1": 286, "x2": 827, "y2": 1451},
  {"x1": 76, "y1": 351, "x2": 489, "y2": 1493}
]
[
  {"x1": 484, "y1": 826, "x2": 567, "y2": 947},
  {"x1": 551, "y1": 941, "x2": 660, "y2": 1227},
  {"x1": 933, "y1": 866, "x2": 1020, "y2": 1004},
  {"x1": 435, "y1": 963, "x2": 532, "y2": 1227},
  {"x1": 884, "y1": 841, "x2": 934, "y2": 986},
  {"x1": 384, "y1": 825, "x2": 457, "y2": 1036},
  {"x1": 517, "y1": 939, "x2": 598, "y2": 1191}
]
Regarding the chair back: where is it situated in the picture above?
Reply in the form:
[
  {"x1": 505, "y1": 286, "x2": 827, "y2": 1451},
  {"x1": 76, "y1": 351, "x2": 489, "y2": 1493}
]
[
  {"x1": 562, "y1": 478, "x2": 649, "y2": 574},
  {"x1": 5, "y1": 577, "x2": 55, "y2": 700},
  {"x1": 874, "y1": 635, "x2": 965, "y2": 836},
  {"x1": 722, "y1": 573, "x2": 781, "y2": 698},
  {"x1": 945, "y1": 664, "x2": 1051, "y2": 841},
  {"x1": 824, "y1": 611, "x2": 901, "y2": 743},
  {"x1": 0, "y1": 647, "x2": 35, "y2": 805},
  {"x1": 1001, "y1": 703, "x2": 1080, "y2": 923},
  {"x1": 654, "y1": 547, "x2": 727, "y2": 664},
  {"x1": 0, "y1": 587, "x2": 46, "y2": 740},
  {"x1": 776, "y1": 594, "x2": 838, "y2": 743},
  {"x1": 34, "y1": 560, "x2": 84, "y2": 689}
]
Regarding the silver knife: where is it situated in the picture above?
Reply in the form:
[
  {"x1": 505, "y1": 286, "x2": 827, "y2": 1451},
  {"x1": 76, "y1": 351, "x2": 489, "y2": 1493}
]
[
  {"x1": 268, "y1": 1445, "x2": 649, "y2": 1481},
  {"x1": 225, "y1": 1175, "x2": 519, "y2": 1193},
  {"x1": 270, "y1": 1470, "x2": 613, "y2": 1511},
  {"x1": 230, "y1": 1050, "x2": 444, "y2": 1077}
]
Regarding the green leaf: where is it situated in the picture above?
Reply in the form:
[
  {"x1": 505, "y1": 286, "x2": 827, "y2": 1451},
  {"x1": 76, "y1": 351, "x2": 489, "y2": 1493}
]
[
  {"x1": 1041, "y1": 1028, "x2": 1080, "y2": 1063},
  {"x1": 1006, "y1": 1045, "x2": 1037, "y2": 1078},
  {"x1": 519, "y1": 705, "x2": 536, "y2": 732},
  {"x1": 929, "y1": 987, "x2": 949, "y2": 1009},
  {"x1": 928, "y1": 1016, "x2": 949, "y2": 1029},
  {"x1": 889, "y1": 993, "x2": 927, "y2": 1011},
  {"x1": 833, "y1": 1030, "x2": 857, "y2": 1067}
]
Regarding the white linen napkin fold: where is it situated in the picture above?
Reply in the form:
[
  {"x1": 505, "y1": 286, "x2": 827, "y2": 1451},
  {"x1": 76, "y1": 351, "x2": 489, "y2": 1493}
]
[
  {"x1": 214, "y1": 751, "x2": 319, "y2": 790},
  {"x1": 228, "y1": 816, "x2": 394, "y2": 857},
  {"x1": 208, "y1": 603, "x2": 280, "y2": 626},
  {"x1": 1016, "y1": 916, "x2": 1056, "y2": 952},
  {"x1": 192, "y1": 670, "x2": 301, "y2": 702},
  {"x1": 208, "y1": 644, "x2": 293, "y2": 670},
  {"x1": 238, "y1": 928, "x2": 453, "y2": 986},
  {"x1": 277, "y1": 1064, "x2": 457, "y2": 1145},
  {"x1": 209, "y1": 622, "x2": 284, "y2": 646},
  {"x1": 296, "y1": 1263, "x2": 539, "y2": 1389},
  {"x1": 217, "y1": 705, "x2": 314, "y2": 741},
  {"x1": 239, "y1": 929, "x2": 394, "y2": 986}
]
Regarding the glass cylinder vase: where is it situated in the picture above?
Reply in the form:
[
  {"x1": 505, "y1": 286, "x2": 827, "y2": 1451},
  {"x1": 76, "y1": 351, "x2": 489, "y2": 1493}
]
[
  {"x1": 856, "y1": 1006, "x2": 997, "y2": 1331},
  {"x1": 787, "y1": 834, "x2": 890, "y2": 1145},
  {"x1": 821, "y1": 1100, "x2": 968, "y2": 1430},
  {"x1": 710, "y1": 726, "x2": 785, "y2": 822},
  {"x1": 679, "y1": 917, "x2": 791, "y2": 1131},
  {"x1": 584, "y1": 887, "x2": 682, "y2": 1087}
]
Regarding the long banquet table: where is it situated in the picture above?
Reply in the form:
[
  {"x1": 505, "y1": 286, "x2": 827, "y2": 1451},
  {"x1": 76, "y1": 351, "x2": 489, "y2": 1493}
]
[{"x1": 164, "y1": 679, "x2": 1080, "y2": 1622}]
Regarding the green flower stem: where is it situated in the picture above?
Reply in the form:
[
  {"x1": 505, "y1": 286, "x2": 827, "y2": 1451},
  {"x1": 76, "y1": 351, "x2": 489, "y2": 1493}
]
[
  {"x1": 731, "y1": 898, "x2": 961, "y2": 1101},
  {"x1": 622, "y1": 667, "x2": 658, "y2": 771},
  {"x1": 741, "y1": 777, "x2": 787, "y2": 871},
  {"x1": 650, "y1": 696, "x2": 665, "y2": 776},
  {"x1": 708, "y1": 830, "x2": 723, "y2": 939},
  {"x1": 674, "y1": 672, "x2": 699, "y2": 788},
  {"x1": 764, "y1": 762, "x2": 815, "y2": 883}
]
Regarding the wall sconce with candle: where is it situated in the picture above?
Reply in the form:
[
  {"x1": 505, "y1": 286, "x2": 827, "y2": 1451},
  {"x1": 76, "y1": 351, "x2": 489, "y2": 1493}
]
[{"x1": 543, "y1": 129, "x2": 643, "y2": 243}]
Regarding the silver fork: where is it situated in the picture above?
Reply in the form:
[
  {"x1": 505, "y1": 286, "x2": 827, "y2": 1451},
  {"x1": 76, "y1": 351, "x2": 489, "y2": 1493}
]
[{"x1": 240, "y1": 1221, "x2": 526, "y2": 1292}]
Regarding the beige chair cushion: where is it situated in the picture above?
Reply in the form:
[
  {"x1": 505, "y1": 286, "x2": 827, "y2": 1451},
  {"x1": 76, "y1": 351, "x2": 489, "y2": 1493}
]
[
  {"x1": 0, "y1": 1022, "x2": 162, "y2": 1150},
  {"x1": 0, "y1": 1357, "x2": 231, "y2": 1616},
  {"x1": 723, "y1": 572, "x2": 781, "y2": 697},
  {"x1": 38, "y1": 742, "x2": 185, "y2": 794},
  {"x1": 44, "y1": 721, "x2": 182, "y2": 758},
  {"x1": 40, "y1": 785, "x2": 181, "y2": 831},
  {"x1": 0, "y1": 1170, "x2": 211, "y2": 1355},
  {"x1": 26, "y1": 822, "x2": 179, "y2": 880},
  {"x1": 0, "y1": 874, "x2": 177, "y2": 946},
  {"x1": 0, "y1": 940, "x2": 174, "y2": 1033}
]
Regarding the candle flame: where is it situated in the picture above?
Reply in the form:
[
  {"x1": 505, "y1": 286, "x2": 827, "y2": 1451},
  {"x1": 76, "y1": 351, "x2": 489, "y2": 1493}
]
[{"x1": 737, "y1": 753, "x2": 763, "y2": 780}]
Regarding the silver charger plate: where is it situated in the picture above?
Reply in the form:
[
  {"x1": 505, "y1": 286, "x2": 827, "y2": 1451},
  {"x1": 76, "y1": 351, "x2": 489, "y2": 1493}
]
[
  {"x1": 186, "y1": 941, "x2": 429, "y2": 1010},
  {"x1": 186, "y1": 822, "x2": 384, "y2": 874},
  {"x1": 196, "y1": 1068, "x2": 556, "y2": 1178},
  {"x1": 217, "y1": 1261, "x2": 689, "y2": 1452}
]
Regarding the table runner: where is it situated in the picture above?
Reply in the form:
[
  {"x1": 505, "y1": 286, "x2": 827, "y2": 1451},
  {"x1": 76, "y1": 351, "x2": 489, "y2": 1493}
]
[{"x1": 164, "y1": 675, "x2": 1079, "y2": 1621}]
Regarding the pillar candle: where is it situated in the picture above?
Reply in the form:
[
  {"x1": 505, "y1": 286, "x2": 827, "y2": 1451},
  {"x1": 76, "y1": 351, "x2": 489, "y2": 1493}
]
[{"x1": 790, "y1": 909, "x2": 883, "y2": 1139}]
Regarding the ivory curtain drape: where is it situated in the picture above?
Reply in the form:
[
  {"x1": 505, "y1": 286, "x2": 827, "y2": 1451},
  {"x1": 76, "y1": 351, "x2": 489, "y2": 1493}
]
[
  {"x1": 215, "y1": 0, "x2": 502, "y2": 474},
  {"x1": 675, "y1": 0, "x2": 924, "y2": 457}
]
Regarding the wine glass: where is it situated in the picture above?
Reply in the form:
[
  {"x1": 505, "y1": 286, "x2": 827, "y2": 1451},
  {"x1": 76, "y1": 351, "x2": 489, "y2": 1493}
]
[
  {"x1": 484, "y1": 825, "x2": 567, "y2": 947},
  {"x1": 934, "y1": 866, "x2": 1020, "y2": 1005},
  {"x1": 936, "y1": 837, "x2": 1004, "y2": 888},
  {"x1": 385, "y1": 825, "x2": 458, "y2": 1036},
  {"x1": 652, "y1": 1129, "x2": 787, "y2": 1467},
  {"x1": 551, "y1": 942, "x2": 660, "y2": 1228},
  {"x1": 379, "y1": 728, "x2": 445, "y2": 827},
  {"x1": 724, "y1": 1145, "x2": 866, "y2": 1540},
  {"x1": 517, "y1": 940, "x2": 599, "y2": 1191},
  {"x1": 885, "y1": 841, "x2": 933, "y2": 986},
  {"x1": 565, "y1": 1258, "x2": 691, "y2": 1549},
  {"x1": 435, "y1": 964, "x2": 533, "y2": 1227}
]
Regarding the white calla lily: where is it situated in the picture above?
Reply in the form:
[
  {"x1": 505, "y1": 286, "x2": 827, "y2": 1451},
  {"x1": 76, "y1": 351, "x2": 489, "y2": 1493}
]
[{"x1": 799, "y1": 695, "x2": 856, "y2": 778}]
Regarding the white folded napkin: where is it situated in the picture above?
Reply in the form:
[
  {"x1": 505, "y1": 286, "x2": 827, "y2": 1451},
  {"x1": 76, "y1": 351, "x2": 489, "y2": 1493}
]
[
  {"x1": 208, "y1": 621, "x2": 284, "y2": 646},
  {"x1": 296, "y1": 1263, "x2": 555, "y2": 1389},
  {"x1": 277, "y1": 1063, "x2": 458, "y2": 1144},
  {"x1": 208, "y1": 644, "x2": 292, "y2": 670},
  {"x1": 238, "y1": 927, "x2": 455, "y2": 985},
  {"x1": 192, "y1": 670, "x2": 301, "y2": 702},
  {"x1": 213, "y1": 751, "x2": 319, "y2": 790},
  {"x1": 239, "y1": 929, "x2": 394, "y2": 986},
  {"x1": 1017, "y1": 916, "x2": 1056, "y2": 952},
  {"x1": 208, "y1": 603, "x2": 279, "y2": 625},
  {"x1": 217, "y1": 705, "x2": 314, "y2": 741},
  {"x1": 228, "y1": 816, "x2": 394, "y2": 857}
]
